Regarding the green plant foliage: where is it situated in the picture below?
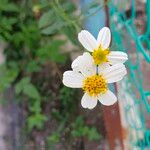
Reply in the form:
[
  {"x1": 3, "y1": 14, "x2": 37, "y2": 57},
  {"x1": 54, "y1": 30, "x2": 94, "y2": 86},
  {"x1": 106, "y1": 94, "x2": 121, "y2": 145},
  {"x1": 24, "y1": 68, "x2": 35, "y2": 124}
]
[
  {"x1": 39, "y1": 10, "x2": 66, "y2": 35},
  {"x1": 59, "y1": 86, "x2": 77, "y2": 115},
  {"x1": 15, "y1": 77, "x2": 40, "y2": 100},
  {"x1": 0, "y1": 0, "x2": 19, "y2": 12},
  {"x1": 0, "y1": 0, "x2": 103, "y2": 148},
  {"x1": 25, "y1": 60, "x2": 41, "y2": 73},
  {"x1": 38, "y1": 10, "x2": 54, "y2": 29},
  {"x1": 29, "y1": 100, "x2": 41, "y2": 113},
  {"x1": 71, "y1": 116, "x2": 101, "y2": 141},
  {"x1": 46, "y1": 132, "x2": 60, "y2": 150},
  {"x1": 0, "y1": 65, "x2": 19, "y2": 92},
  {"x1": 38, "y1": 0, "x2": 80, "y2": 44},
  {"x1": 27, "y1": 113, "x2": 48, "y2": 131},
  {"x1": 47, "y1": 132, "x2": 60, "y2": 143},
  {"x1": 36, "y1": 40, "x2": 67, "y2": 63}
]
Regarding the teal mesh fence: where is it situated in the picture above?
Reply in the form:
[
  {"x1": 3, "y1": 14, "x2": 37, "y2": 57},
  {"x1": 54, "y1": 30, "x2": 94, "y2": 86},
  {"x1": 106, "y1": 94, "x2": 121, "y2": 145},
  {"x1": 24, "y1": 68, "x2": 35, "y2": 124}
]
[{"x1": 109, "y1": 0, "x2": 150, "y2": 149}]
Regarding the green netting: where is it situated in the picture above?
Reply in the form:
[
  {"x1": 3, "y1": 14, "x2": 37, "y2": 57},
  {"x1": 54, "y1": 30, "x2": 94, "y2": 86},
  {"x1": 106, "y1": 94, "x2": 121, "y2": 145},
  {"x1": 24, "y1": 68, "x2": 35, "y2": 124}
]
[{"x1": 109, "y1": 0, "x2": 150, "y2": 149}]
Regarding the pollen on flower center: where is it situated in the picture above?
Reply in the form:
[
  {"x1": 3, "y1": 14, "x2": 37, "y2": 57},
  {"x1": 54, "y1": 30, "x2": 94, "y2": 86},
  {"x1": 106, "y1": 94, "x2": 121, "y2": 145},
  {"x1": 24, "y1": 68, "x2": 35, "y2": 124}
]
[
  {"x1": 92, "y1": 46, "x2": 110, "y2": 65},
  {"x1": 82, "y1": 75, "x2": 107, "y2": 97}
]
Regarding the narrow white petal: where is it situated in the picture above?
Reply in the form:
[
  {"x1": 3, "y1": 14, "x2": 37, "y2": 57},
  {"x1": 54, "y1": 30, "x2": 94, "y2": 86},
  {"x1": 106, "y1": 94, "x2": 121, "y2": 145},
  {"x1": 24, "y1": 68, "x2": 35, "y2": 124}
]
[
  {"x1": 81, "y1": 93, "x2": 98, "y2": 109},
  {"x1": 107, "y1": 70, "x2": 127, "y2": 83},
  {"x1": 71, "y1": 52, "x2": 96, "y2": 76},
  {"x1": 100, "y1": 64, "x2": 127, "y2": 83},
  {"x1": 106, "y1": 70, "x2": 127, "y2": 83},
  {"x1": 78, "y1": 30, "x2": 98, "y2": 52},
  {"x1": 108, "y1": 51, "x2": 128, "y2": 64},
  {"x1": 71, "y1": 55, "x2": 83, "y2": 71},
  {"x1": 98, "y1": 63, "x2": 110, "y2": 72},
  {"x1": 98, "y1": 90, "x2": 117, "y2": 106},
  {"x1": 100, "y1": 63, "x2": 125, "y2": 75},
  {"x1": 97, "y1": 27, "x2": 111, "y2": 49},
  {"x1": 63, "y1": 71, "x2": 84, "y2": 88}
]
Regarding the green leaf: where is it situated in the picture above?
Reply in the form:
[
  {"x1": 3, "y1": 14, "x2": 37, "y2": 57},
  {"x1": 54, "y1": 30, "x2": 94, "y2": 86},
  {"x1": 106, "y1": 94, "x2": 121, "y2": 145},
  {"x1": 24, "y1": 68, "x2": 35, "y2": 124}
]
[
  {"x1": 62, "y1": 2, "x2": 76, "y2": 13},
  {"x1": 29, "y1": 100, "x2": 41, "y2": 113},
  {"x1": 39, "y1": 10, "x2": 67, "y2": 35},
  {"x1": 47, "y1": 133, "x2": 60, "y2": 143},
  {"x1": 37, "y1": 40, "x2": 67, "y2": 63},
  {"x1": 72, "y1": 116, "x2": 84, "y2": 127},
  {"x1": 15, "y1": 77, "x2": 40, "y2": 100},
  {"x1": 51, "y1": 109, "x2": 63, "y2": 121},
  {"x1": 5, "y1": 3, "x2": 19, "y2": 12},
  {"x1": 0, "y1": 2, "x2": 19, "y2": 12},
  {"x1": 25, "y1": 60, "x2": 41, "y2": 73},
  {"x1": 38, "y1": 10, "x2": 54, "y2": 29},
  {"x1": 0, "y1": 65, "x2": 19, "y2": 92},
  {"x1": 62, "y1": 26, "x2": 78, "y2": 44},
  {"x1": 15, "y1": 77, "x2": 30, "y2": 94},
  {"x1": 71, "y1": 116, "x2": 101, "y2": 141},
  {"x1": 27, "y1": 113, "x2": 47, "y2": 131},
  {"x1": 41, "y1": 21, "x2": 66, "y2": 35},
  {"x1": 23, "y1": 83, "x2": 40, "y2": 99},
  {"x1": 87, "y1": 127, "x2": 101, "y2": 141}
]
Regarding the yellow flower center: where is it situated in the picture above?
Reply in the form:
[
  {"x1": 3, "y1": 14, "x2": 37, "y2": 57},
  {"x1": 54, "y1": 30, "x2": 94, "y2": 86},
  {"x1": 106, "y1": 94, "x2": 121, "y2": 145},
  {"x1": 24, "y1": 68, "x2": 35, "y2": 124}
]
[
  {"x1": 92, "y1": 46, "x2": 110, "y2": 65},
  {"x1": 82, "y1": 75, "x2": 107, "y2": 97}
]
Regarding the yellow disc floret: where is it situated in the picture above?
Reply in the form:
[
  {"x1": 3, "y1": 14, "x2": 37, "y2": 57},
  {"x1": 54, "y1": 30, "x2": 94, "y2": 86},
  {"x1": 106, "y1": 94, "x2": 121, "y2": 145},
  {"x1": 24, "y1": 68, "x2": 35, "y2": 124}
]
[
  {"x1": 92, "y1": 46, "x2": 110, "y2": 65},
  {"x1": 82, "y1": 75, "x2": 107, "y2": 97}
]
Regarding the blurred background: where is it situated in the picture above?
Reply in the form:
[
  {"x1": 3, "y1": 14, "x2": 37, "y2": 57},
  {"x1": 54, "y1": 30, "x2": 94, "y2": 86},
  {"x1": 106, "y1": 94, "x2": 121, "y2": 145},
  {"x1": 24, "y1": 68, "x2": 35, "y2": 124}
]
[{"x1": 0, "y1": 0, "x2": 149, "y2": 150}]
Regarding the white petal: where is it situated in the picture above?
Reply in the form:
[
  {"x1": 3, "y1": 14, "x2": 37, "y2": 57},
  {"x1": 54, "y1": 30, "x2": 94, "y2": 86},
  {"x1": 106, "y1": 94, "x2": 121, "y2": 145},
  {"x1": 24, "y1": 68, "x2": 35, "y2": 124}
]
[
  {"x1": 100, "y1": 63, "x2": 125, "y2": 75},
  {"x1": 71, "y1": 55, "x2": 83, "y2": 71},
  {"x1": 78, "y1": 30, "x2": 98, "y2": 52},
  {"x1": 63, "y1": 71, "x2": 84, "y2": 88},
  {"x1": 98, "y1": 63, "x2": 110, "y2": 72},
  {"x1": 71, "y1": 52, "x2": 93, "y2": 70},
  {"x1": 106, "y1": 70, "x2": 127, "y2": 83},
  {"x1": 81, "y1": 93, "x2": 98, "y2": 109},
  {"x1": 71, "y1": 52, "x2": 96, "y2": 76},
  {"x1": 98, "y1": 90, "x2": 117, "y2": 106},
  {"x1": 100, "y1": 63, "x2": 127, "y2": 83},
  {"x1": 108, "y1": 51, "x2": 128, "y2": 64},
  {"x1": 97, "y1": 27, "x2": 111, "y2": 49}
]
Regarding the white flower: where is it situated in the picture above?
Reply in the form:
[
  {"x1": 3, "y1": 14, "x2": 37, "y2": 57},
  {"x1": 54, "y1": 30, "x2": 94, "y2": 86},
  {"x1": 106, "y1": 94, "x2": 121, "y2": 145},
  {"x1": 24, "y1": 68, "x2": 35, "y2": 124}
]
[
  {"x1": 78, "y1": 27, "x2": 128, "y2": 65},
  {"x1": 63, "y1": 53, "x2": 127, "y2": 109}
]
